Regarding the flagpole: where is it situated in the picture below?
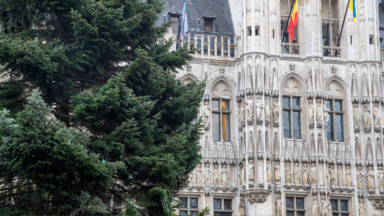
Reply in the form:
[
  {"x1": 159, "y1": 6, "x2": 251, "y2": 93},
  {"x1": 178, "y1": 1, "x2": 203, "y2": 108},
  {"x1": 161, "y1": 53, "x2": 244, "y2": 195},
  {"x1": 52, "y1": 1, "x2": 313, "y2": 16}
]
[
  {"x1": 335, "y1": 0, "x2": 350, "y2": 56},
  {"x1": 282, "y1": 0, "x2": 296, "y2": 43}
]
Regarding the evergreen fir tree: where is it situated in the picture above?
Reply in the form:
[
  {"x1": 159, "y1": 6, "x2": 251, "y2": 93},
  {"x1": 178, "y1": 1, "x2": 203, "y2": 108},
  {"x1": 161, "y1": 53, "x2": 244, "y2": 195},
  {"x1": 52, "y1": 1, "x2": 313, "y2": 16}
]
[{"x1": 0, "y1": 0, "x2": 205, "y2": 215}]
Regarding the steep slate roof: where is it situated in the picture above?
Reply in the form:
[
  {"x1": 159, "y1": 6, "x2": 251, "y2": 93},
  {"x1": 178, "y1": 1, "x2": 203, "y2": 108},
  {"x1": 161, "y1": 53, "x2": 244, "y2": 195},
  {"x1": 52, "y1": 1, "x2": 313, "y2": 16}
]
[
  {"x1": 379, "y1": 2, "x2": 384, "y2": 49},
  {"x1": 156, "y1": 0, "x2": 235, "y2": 43}
]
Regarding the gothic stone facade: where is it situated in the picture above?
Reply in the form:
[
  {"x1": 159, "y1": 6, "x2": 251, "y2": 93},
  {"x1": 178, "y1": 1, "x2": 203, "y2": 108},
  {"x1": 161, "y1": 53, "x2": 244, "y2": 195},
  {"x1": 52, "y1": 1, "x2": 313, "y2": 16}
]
[{"x1": 159, "y1": 0, "x2": 384, "y2": 215}]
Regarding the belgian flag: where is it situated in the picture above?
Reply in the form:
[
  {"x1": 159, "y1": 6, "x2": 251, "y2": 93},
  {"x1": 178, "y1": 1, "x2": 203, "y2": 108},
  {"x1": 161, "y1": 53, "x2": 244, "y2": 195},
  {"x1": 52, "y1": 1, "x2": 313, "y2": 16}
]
[{"x1": 288, "y1": 0, "x2": 298, "y2": 43}]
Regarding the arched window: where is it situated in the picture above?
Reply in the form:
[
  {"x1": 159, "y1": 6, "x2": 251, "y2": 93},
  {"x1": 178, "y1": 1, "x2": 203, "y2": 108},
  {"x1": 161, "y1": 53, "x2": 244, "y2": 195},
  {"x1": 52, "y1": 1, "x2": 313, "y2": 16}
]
[
  {"x1": 282, "y1": 77, "x2": 304, "y2": 139},
  {"x1": 212, "y1": 81, "x2": 232, "y2": 142},
  {"x1": 325, "y1": 80, "x2": 346, "y2": 142}
]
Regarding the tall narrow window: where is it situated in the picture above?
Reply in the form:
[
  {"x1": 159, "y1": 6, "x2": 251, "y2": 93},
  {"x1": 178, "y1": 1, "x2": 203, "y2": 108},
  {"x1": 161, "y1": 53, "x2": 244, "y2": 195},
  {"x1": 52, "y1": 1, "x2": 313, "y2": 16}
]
[
  {"x1": 286, "y1": 196, "x2": 305, "y2": 216},
  {"x1": 214, "y1": 198, "x2": 232, "y2": 216},
  {"x1": 330, "y1": 199, "x2": 350, "y2": 216},
  {"x1": 255, "y1": 26, "x2": 259, "y2": 36},
  {"x1": 204, "y1": 19, "x2": 213, "y2": 33},
  {"x1": 248, "y1": 27, "x2": 252, "y2": 36},
  {"x1": 179, "y1": 197, "x2": 199, "y2": 216},
  {"x1": 283, "y1": 96, "x2": 302, "y2": 139},
  {"x1": 212, "y1": 99, "x2": 231, "y2": 142},
  {"x1": 369, "y1": 35, "x2": 374, "y2": 45},
  {"x1": 326, "y1": 100, "x2": 344, "y2": 142}
]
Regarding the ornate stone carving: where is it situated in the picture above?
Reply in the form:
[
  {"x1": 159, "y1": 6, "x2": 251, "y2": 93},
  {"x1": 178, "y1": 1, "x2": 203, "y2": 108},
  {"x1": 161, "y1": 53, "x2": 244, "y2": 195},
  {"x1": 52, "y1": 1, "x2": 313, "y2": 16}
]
[
  {"x1": 357, "y1": 165, "x2": 364, "y2": 189},
  {"x1": 302, "y1": 163, "x2": 308, "y2": 185},
  {"x1": 246, "y1": 95, "x2": 254, "y2": 125},
  {"x1": 323, "y1": 102, "x2": 329, "y2": 124},
  {"x1": 239, "y1": 197, "x2": 246, "y2": 216},
  {"x1": 275, "y1": 164, "x2": 281, "y2": 183},
  {"x1": 265, "y1": 97, "x2": 271, "y2": 126},
  {"x1": 276, "y1": 196, "x2": 282, "y2": 216},
  {"x1": 378, "y1": 166, "x2": 384, "y2": 192},
  {"x1": 367, "y1": 166, "x2": 375, "y2": 192},
  {"x1": 329, "y1": 164, "x2": 336, "y2": 186},
  {"x1": 308, "y1": 99, "x2": 315, "y2": 124},
  {"x1": 239, "y1": 162, "x2": 246, "y2": 185},
  {"x1": 373, "y1": 103, "x2": 381, "y2": 126},
  {"x1": 359, "y1": 199, "x2": 366, "y2": 216},
  {"x1": 196, "y1": 164, "x2": 202, "y2": 185},
  {"x1": 213, "y1": 164, "x2": 219, "y2": 185},
  {"x1": 248, "y1": 130, "x2": 254, "y2": 153},
  {"x1": 221, "y1": 164, "x2": 228, "y2": 186},
  {"x1": 320, "y1": 196, "x2": 328, "y2": 216},
  {"x1": 267, "y1": 161, "x2": 271, "y2": 182},
  {"x1": 353, "y1": 103, "x2": 360, "y2": 130},
  {"x1": 272, "y1": 97, "x2": 280, "y2": 127},
  {"x1": 337, "y1": 165, "x2": 344, "y2": 186},
  {"x1": 256, "y1": 97, "x2": 263, "y2": 125},
  {"x1": 346, "y1": 165, "x2": 352, "y2": 187},
  {"x1": 238, "y1": 98, "x2": 245, "y2": 126},
  {"x1": 294, "y1": 162, "x2": 300, "y2": 184},
  {"x1": 310, "y1": 163, "x2": 317, "y2": 185},
  {"x1": 311, "y1": 197, "x2": 319, "y2": 216},
  {"x1": 316, "y1": 100, "x2": 323, "y2": 125},
  {"x1": 248, "y1": 159, "x2": 255, "y2": 181},
  {"x1": 285, "y1": 162, "x2": 292, "y2": 184},
  {"x1": 204, "y1": 164, "x2": 211, "y2": 185},
  {"x1": 246, "y1": 189, "x2": 271, "y2": 203},
  {"x1": 204, "y1": 101, "x2": 211, "y2": 130},
  {"x1": 355, "y1": 136, "x2": 362, "y2": 159},
  {"x1": 188, "y1": 172, "x2": 194, "y2": 184},
  {"x1": 363, "y1": 104, "x2": 372, "y2": 132}
]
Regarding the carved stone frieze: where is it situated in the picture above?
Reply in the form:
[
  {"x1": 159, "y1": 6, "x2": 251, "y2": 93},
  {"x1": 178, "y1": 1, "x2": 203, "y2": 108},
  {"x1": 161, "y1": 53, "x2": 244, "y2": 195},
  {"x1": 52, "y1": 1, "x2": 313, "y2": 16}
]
[{"x1": 245, "y1": 189, "x2": 272, "y2": 203}]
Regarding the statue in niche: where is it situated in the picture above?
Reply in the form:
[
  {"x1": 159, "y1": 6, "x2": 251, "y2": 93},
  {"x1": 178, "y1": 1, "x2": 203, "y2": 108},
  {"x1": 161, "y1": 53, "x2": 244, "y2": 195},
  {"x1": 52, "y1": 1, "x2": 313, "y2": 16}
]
[
  {"x1": 213, "y1": 164, "x2": 219, "y2": 185},
  {"x1": 246, "y1": 95, "x2": 254, "y2": 120},
  {"x1": 302, "y1": 163, "x2": 308, "y2": 184},
  {"x1": 323, "y1": 103, "x2": 329, "y2": 124},
  {"x1": 329, "y1": 164, "x2": 336, "y2": 186},
  {"x1": 308, "y1": 100, "x2": 314, "y2": 122},
  {"x1": 272, "y1": 98, "x2": 280, "y2": 123},
  {"x1": 204, "y1": 164, "x2": 211, "y2": 185},
  {"x1": 275, "y1": 164, "x2": 281, "y2": 183},
  {"x1": 294, "y1": 162, "x2": 300, "y2": 184},
  {"x1": 267, "y1": 161, "x2": 271, "y2": 182},
  {"x1": 248, "y1": 159, "x2": 255, "y2": 181},
  {"x1": 316, "y1": 101, "x2": 323, "y2": 122},
  {"x1": 327, "y1": 198, "x2": 332, "y2": 216},
  {"x1": 373, "y1": 103, "x2": 381, "y2": 126},
  {"x1": 363, "y1": 104, "x2": 371, "y2": 127},
  {"x1": 326, "y1": 164, "x2": 331, "y2": 185},
  {"x1": 309, "y1": 163, "x2": 317, "y2": 185},
  {"x1": 239, "y1": 163, "x2": 245, "y2": 185},
  {"x1": 238, "y1": 100, "x2": 245, "y2": 124},
  {"x1": 346, "y1": 165, "x2": 352, "y2": 187},
  {"x1": 367, "y1": 166, "x2": 375, "y2": 190},
  {"x1": 285, "y1": 162, "x2": 292, "y2": 184},
  {"x1": 337, "y1": 165, "x2": 344, "y2": 186},
  {"x1": 378, "y1": 166, "x2": 384, "y2": 189},
  {"x1": 276, "y1": 197, "x2": 282, "y2": 216},
  {"x1": 188, "y1": 172, "x2": 193, "y2": 184},
  {"x1": 359, "y1": 200, "x2": 366, "y2": 216},
  {"x1": 255, "y1": 97, "x2": 263, "y2": 119},
  {"x1": 204, "y1": 101, "x2": 210, "y2": 125},
  {"x1": 196, "y1": 164, "x2": 202, "y2": 185},
  {"x1": 239, "y1": 198, "x2": 246, "y2": 216},
  {"x1": 221, "y1": 164, "x2": 228, "y2": 186},
  {"x1": 320, "y1": 197, "x2": 328, "y2": 216},
  {"x1": 311, "y1": 197, "x2": 319, "y2": 216},
  {"x1": 357, "y1": 165, "x2": 364, "y2": 189},
  {"x1": 265, "y1": 98, "x2": 271, "y2": 121},
  {"x1": 353, "y1": 104, "x2": 360, "y2": 126}
]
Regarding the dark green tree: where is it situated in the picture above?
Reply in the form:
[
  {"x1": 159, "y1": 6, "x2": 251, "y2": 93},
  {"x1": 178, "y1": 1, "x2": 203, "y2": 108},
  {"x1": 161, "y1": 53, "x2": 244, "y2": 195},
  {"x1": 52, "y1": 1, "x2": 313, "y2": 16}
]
[{"x1": 0, "y1": 0, "x2": 205, "y2": 215}]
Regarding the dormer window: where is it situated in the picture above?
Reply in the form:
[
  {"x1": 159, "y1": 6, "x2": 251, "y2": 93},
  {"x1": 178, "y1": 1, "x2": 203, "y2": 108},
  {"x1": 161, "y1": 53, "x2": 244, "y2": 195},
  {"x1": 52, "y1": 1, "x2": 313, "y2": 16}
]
[
  {"x1": 204, "y1": 19, "x2": 213, "y2": 33},
  {"x1": 170, "y1": 15, "x2": 179, "y2": 31}
]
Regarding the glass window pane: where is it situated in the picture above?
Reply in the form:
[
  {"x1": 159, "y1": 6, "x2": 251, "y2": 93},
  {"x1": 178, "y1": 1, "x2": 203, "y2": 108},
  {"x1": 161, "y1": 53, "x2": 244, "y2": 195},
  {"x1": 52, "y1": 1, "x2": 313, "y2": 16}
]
[
  {"x1": 213, "y1": 113, "x2": 221, "y2": 141},
  {"x1": 180, "y1": 198, "x2": 188, "y2": 209},
  {"x1": 340, "y1": 200, "x2": 348, "y2": 211},
  {"x1": 327, "y1": 100, "x2": 333, "y2": 111},
  {"x1": 283, "y1": 97, "x2": 291, "y2": 108},
  {"x1": 297, "y1": 212, "x2": 305, "y2": 216},
  {"x1": 212, "y1": 100, "x2": 220, "y2": 110},
  {"x1": 224, "y1": 199, "x2": 232, "y2": 210},
  {"x1": 327, "y1": 113, "x2": 334, "y2": 141},
  {"x1": 341, "y1": 214, "x2": 349, "y2": 216},
  {"x1": 190, "y1": 211, "x2": 199, "y2": 216},
  {"x1": 333, "y1": 214, "x2": 338, "y2": 216},
  {"x1": 331, "y1": 199, "x2": 338, "y2": 211},
  {"x1": 335, "y1": 114, "x2": 344, "y2": 142},
  {"x1": 190, "y1": 198, "x2": 198, "y2": 209},
  {"x1": 293, "y1": 111, "x2": 301, "y2": 139},
  {"x1": 222, "y1": 114, "x2": 230, "y2": 142},
  {"x1": 283, "y1": 111, "x2": 291, "y2": 138},
  {"x1": 296, "y1": 198, "x2": 304, "y2": 209},
  {"x1": 286, "y1": 211, "x2": 295, "y2": 216},
  {"x1": 335, "y1": 100, "x2": 342, "y2": 112},
  {"x1": 286, "y1": 197, "x2": 294, "y2": 209},
  {"x1": 292, "y1": 97, "x2": 300, "y2": 109},
  {"x1": 214, "y1": 213, "x2": 221, "y2": 216},
  {"x1": 222, "y1": 100, "x2": 230, "y2": 111},
  {"x1": 180, "y1": 211, "x2": 188, "y2": 215},
  {"x1": 214, "y1": 199, "x2": 221, "y2": 210}
]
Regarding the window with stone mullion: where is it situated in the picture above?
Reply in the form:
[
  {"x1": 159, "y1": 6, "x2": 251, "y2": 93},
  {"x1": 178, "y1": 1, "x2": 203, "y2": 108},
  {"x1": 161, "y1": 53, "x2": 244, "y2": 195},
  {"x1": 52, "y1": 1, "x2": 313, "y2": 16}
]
[
  {"x1": 283, "y1": 96, "x2": 302, "y2": 139},
  {"x1": 326, "y1": 99, "x2": 344, "y2": 142},
  {"x1": 212, "y1": 99, "x2": 231, "y2": 142}
]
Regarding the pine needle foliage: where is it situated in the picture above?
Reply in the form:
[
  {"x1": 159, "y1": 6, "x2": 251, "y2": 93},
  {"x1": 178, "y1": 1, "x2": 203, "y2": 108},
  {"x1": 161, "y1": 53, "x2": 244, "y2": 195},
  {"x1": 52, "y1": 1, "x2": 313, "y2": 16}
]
[{"x1": 0, "y1": 0, "x2": 204, "y2": 215}]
